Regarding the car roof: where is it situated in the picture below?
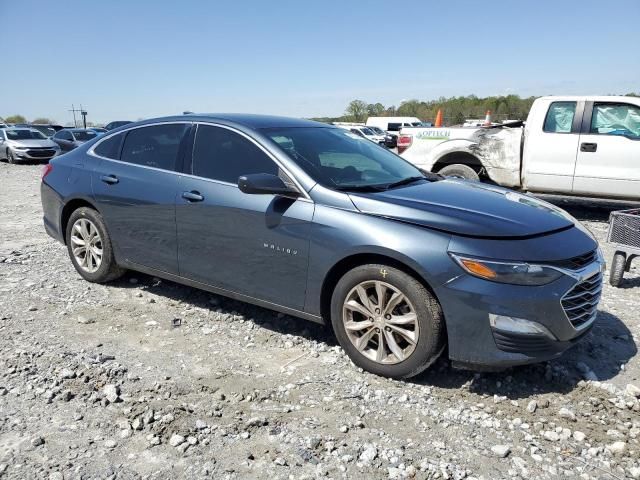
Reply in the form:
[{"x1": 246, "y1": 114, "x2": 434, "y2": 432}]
[{"x1": 131, "y1": 114, "x2": 327, "y2": 130}]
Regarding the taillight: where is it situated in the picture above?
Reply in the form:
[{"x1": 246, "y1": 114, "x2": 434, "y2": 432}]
[
  {"x1": 42, "y1": 163, "x2": 53, "y2": 180},
  {"x1": 397, "y1": 135, "x2": 413, "y2": 154}
]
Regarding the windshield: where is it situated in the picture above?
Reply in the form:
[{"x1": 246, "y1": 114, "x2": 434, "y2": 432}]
[
  {"x1": 30, "y1": 125, "x2": 56, "y2": 137},
  {"x1": 360, "y1": 127, "x2": 375, "y2": 136},
  {"x1": 6, "y1": 129, "x2": 47, "y2": 140},
  {"x1": 72, "y1": 130, "x2": 97, "y2": 141},
  {"x1": 263, "y1": 127, "x2": 425, "y2": 190}
]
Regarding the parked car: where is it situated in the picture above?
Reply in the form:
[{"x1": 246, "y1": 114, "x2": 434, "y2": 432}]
[
  {"x1": 41, "y1": 114, "x2": 603, "y2": 379},
  {"x1": 334, "y1": 123, "x2": 386, "y2": 145},
  {"x1": 0, "y1": 127, "x2": 61, "y2": 163},
  {"x1": 105, "y1": 120, "x2": 132, "y2": 131},
  {"x1": 366, "y1": 116, "x2": 423, "y2": 148},
  {"x1": 51, "y1": 128, "x2": 99, "y2": 152},
  {"x1": 398, "y1": 95, "x2": 640, "y2": 200}
]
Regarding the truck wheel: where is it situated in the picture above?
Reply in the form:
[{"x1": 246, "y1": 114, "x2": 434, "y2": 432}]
[
  {"x1": 609, "y1": 252, "x2": 626, "y2": 287},
  {"x1": 438, "y1": 164, "x2": 479, "y2": 181},
  {"x1": 330, "y1": 264, "x2": 445, "y2": 379}
]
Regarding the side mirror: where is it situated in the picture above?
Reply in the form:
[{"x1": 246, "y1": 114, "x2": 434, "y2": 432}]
[{"x1": 238, "y1": 173, "x2": 299, "y2": 197}]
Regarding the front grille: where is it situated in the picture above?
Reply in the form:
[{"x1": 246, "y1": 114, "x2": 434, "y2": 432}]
[
  {"x1": 547, "y1": 250, "x2": 597, "y2": 270},
  {"x1": 561, "y1": 273, "x2": 602, "y2": 329},
  {"x1": 608, "y1": 209, "x2": 640, "y2": 249},
  {"x1": 27, "y1": 149, "x2": 55, "y2": 158}
]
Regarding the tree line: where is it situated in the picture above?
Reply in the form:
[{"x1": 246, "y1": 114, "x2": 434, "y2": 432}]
[
  {"x1": 1, "y1": 115, "x2": 54, "y2": 125},
  {"x1": 313, "y1": 93, "x2": 640, "y2": 125}
]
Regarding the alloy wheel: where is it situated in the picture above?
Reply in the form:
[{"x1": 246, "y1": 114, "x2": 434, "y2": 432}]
[
  {"x1": 70, "y1": 218, "x2": 103, "y2": 273},
  {"x1": 342, "y1": 280, "x2": 419, "y2": 364}
]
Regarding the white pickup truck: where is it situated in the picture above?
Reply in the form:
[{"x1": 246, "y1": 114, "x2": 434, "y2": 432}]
[{"x1": 397, "y1": 96, "x2": 640, "y2": 200}]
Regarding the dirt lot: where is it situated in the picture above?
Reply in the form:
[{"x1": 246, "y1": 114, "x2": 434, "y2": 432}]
[{"x1": 0, "y1": 162, "x2": 639, "y2": 480}]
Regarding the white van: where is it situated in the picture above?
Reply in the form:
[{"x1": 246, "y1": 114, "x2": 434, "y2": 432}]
[{"x1": 366, "y1": 116, "x2": 422, "y2": 132}]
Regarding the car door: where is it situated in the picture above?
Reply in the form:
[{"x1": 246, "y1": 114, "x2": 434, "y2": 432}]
[
  {"x1": 91, "y1": 123, "x2": 192, "y2": 275},
  {"x1": 573, "y1": 101, "x2": 640, "y2": 199},
  {"x1": 53, "y1": 130, "x2": 75, "y2": 151},
  {"x1": 522, "y1": 100, "x2": 584, "y2": 193},
  {"x1": 176, "y1": 123, "x2": 313, "y2": 311}
]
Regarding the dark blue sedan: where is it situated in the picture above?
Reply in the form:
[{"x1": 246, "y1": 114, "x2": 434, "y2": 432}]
[{"x1": 40, "y1": 114, "x2": 604, "y2": 378}]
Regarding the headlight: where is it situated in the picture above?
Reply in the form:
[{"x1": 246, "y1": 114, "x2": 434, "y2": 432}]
[
  {"x1": 449, "y1": 253, "x2": 564, "y2": 286},
  {"x1": 12, "y1": 145, "x2": 28, "y2": 150}
]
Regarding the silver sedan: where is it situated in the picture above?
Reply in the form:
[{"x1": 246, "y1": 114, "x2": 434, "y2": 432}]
[{"x1": 0, "y1": 128, "x2": 61, "y2": 163}]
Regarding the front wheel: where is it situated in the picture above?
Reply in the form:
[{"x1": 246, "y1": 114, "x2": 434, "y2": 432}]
[
  {"x1": 65, "y1": 207, "x2": 125, "y2": 283},
  {"x1": 331, "y1": 264, "x2": 445, "y2": 379},
  {"x1": 438, "y1": 164, "x2": 480, "y2": 181},
  {"x1": 609, "y1": 251, "x2": 626, "y2": 287},
  {"x1": 7, "y1": 149, "x2": 16, "y2": 164}
]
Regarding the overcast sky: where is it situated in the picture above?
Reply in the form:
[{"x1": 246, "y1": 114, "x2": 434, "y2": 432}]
[{"x1": 2, "y1": 0, "x2": 639, "y2": 125}]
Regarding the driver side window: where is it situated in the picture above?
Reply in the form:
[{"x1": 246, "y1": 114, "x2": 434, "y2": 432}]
[{"x1": 590, "y1": 103, "x2": 640, "y2": 139}]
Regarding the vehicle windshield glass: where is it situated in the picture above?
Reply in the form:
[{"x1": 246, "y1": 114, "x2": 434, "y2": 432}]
[
  {"x1": 72, "y1": 130, "x2": 97, "y2": 141},
  {"x1": 360, "y1": 127, "x2": 375, "y2": 135},
  {"x1": 263, "y1": 127, "x2": 425, "y2": 190},
  {"x1": 31, "y1": 126, "x2": 56, "y2": 137},
  {"x1": 6, "y1": 129, "x2": 47, "y2": 140}
]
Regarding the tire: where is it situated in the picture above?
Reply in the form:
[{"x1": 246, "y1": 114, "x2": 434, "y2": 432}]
[
  {"x1": 609, "y1": 251, "x2": 626, "y2": 287},
  {"x1": 330, "y1": 264, "x2": 445, "y2": 379},
  {"x1": 7, "y1": 149, "x2": 16, "y2": 164},
  {"x1": 65, "y1": 207, "x2": 125, "y2": 283},
  {"x1": 438, "y1": 164, "x2": 480, "y2": 181}
]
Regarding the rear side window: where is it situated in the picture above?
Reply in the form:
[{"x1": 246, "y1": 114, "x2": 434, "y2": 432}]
[
  {"x1": 94, "y1": 133, "x2": 125, "y2": 159},
  {"x1": 55, "y1": 130, "x2": 73, "y2": 141},
  {"x1": 590, "y1": 103, "x2": 640, "y2": 139},
  {"x1": 543, "y1": 102, "x2": 576, "y2": 133},
  {"x1": 192, "y1": 125, "x2": 278, "y2": 183},
  {"x1": 120, "y1": 123, "x2": 189, "y2": 171},
  {"x1": 387, "y1": 123, "x2": 401, "y2": 131}
]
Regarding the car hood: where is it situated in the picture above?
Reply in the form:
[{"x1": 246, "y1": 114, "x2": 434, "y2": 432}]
[
  {"x1": 8, "y1": 139, "x2": 58, "y2": 148},
  {"x1": 348, "y1": 179, "x2": 576, "y2": 238}
]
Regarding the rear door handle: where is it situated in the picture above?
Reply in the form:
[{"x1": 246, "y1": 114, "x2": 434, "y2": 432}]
[
  {"x1": 100, "y1": 174, "x2": 119, "y2": 185},
  {"x1": 580, "y1": 142, "x2": 597, "y2": 152},
  {"x1": 182, "y1": 190, "x2": 204, "y2": 202}
]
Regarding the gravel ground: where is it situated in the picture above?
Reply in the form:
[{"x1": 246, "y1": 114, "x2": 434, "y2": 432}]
[{"x1": 0, "y1": 162, "x2": 639, "y2": 480}]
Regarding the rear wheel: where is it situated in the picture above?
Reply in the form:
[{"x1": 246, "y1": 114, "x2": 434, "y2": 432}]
[
  {"x1": 65, "y1": 207, "x2": 124, "y2": 283},
  {"x1": 331, "y1": 264, "x2": 445, "y2": 379},
  {"x1": 609, "y1": 251, "x2": 626, "y2": 287},
  {"x1": 438, "y1": 163, "x2": 480, "y2": 181}
]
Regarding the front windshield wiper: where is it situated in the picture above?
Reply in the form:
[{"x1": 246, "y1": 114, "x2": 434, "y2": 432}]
[
  {"x1": 384, "y1": 176, "x2": 427, "y2": 189},
  {"x1": 334, "y1": 184, "x2": 388, "y2": 192}
]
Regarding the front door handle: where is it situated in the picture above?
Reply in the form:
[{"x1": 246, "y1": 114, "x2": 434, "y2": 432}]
[
  {"x1": 580, "y1": 142, "x2": 597, "y2": 153},
  {"x1": 182, "y1": 190, "x2": 204, "y2": 202},
  {"x1": 100, "y1": 174, "x2": 119, "y2": 185}
]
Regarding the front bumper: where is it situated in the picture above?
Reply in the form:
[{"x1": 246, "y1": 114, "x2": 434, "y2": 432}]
[
  {"x1": 10, "y1": 147, "x2": 60, "y2": 161},
  {"x1": 435, "y1": 257, "x2": 604, "y2": 369}
]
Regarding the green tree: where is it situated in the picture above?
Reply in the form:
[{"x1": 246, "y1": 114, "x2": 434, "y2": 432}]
[
  {"x1": 345, "y1": 99, "x2": 368, "y2": 122},
  {"x1": 397, "y1": 99, "x2": 421, "y2": 117},
  {"x1": 367, "y1": 102, "x2": 385, "y2": 116},
  {"x1": 32, "y1": 117, "x2": 53, "y2": 124},
  {"x1": 4, "y1": 114, "x2": 26, "y2": 124}
]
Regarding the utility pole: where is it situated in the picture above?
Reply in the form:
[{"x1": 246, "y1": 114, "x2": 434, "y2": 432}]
[
  {"x1": 68, "y1": 104, "x2": 79, "y2": 127},
  {"x1": 68, "y1": 104, "x2": 88, "y2": 128},
  {"x1": 80, "y1": 104, "x2": 88, "y2": 128}
]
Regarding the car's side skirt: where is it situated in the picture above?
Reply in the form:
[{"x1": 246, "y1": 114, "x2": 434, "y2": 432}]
[{"x1": 123, "y1": 260, "x2": 325, "y2": 325}]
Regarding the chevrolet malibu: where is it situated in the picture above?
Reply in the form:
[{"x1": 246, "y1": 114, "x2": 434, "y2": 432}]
[
  {"x1": 40, "y1": 115, "x2": 604, "y2": 378},
  {"x1": 0, "y1": 128, "x2": 61, "y2": 163}
]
